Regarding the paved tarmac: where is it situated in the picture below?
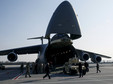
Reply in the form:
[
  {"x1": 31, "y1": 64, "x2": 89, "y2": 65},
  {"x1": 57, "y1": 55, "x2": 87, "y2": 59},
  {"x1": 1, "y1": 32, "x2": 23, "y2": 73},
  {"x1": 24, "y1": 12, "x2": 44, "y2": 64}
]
[{"x1": 0, "y1": 63, "x2": 113, "y2": 84}]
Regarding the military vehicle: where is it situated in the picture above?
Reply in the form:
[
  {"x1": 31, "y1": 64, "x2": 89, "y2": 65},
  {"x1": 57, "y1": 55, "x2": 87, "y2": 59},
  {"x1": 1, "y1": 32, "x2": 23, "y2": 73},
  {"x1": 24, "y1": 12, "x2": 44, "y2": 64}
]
[{"x1": 63, "y1": 58, "x2": 86, "y2": 75}]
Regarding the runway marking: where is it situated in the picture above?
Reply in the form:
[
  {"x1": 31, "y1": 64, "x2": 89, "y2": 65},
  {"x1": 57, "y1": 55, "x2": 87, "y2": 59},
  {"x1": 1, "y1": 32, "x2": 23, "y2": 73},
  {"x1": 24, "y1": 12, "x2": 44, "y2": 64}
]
[{"x1": 12, "y1": 72, "x2": 25, "y2": 80}]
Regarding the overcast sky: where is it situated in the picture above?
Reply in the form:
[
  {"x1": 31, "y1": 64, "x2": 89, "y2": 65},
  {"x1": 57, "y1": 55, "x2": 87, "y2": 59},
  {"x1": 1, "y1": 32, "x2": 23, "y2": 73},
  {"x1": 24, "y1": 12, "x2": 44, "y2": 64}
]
[{"x1": 0, "y1": 0, "x2": 113, "y2": 62}]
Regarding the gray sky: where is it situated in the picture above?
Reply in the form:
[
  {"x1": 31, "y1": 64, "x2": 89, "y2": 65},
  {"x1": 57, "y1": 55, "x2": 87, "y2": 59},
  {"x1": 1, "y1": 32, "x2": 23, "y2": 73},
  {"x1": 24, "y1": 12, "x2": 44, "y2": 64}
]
[{"x1": 0, "y1": 0, "x2": 113, "y2": 62}]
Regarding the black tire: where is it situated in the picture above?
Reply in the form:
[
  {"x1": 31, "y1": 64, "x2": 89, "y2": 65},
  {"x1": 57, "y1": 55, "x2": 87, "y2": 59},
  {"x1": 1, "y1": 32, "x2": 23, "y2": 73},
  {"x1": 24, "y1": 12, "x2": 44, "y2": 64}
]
[
  {"x1": 69, "y1": 69, "x2": 77, "y2": 75},
  {"x1": 63, "y1": 68, "x2": 67, "y2": 74},
  {"x1": 83, "y1": 70, "x2": 86, "y2": 75},
  {"x1": 1, "y1": 66, "x2": 5, "y2": 70},
  {"x1": 74, "y1": 70, "x2": 78, "y2": 74},
  {"x1": 69, "y1": 69, "x2": 73, "y2": 75},
  {"x1": 86, "y1": 68, "x2": 89, "y2": 72}
]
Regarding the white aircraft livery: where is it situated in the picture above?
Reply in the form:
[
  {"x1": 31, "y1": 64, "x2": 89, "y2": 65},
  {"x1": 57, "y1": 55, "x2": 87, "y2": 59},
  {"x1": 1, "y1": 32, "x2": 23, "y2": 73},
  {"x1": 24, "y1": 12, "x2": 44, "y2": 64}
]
[{"x1": 0, "y1": 1, "x2": 111, "y2": 67}]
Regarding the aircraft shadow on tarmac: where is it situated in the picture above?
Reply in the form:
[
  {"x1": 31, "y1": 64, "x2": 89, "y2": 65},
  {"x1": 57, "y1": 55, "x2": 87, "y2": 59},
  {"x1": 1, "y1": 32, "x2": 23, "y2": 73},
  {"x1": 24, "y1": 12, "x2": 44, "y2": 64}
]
[{"x1": 19, "y1": 79, "x2": 42, "y2": 84}]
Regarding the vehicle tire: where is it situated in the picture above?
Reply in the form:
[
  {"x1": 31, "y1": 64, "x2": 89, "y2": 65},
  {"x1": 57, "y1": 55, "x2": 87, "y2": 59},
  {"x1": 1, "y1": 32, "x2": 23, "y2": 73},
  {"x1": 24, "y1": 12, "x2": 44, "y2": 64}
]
[
  {"x1": 83, "y1": 70, "x2": 86, "y2": 75},
  {"x1": 1, "y1": 66, "x2": 5, "y2": 70},
  {"x1": 86, "y1": 68, "x2": 89, "y2": 72},
  {"x1": 63, "y1": 68, "x2": 67, "y2": 74},
  {"x1": 69, "y1": 69, "x2": 76, "y2": 75},
  {"x1": 69, "y1": 69, "x2": 72, "y2": 75},
  {"x1": 74, "y1": 70, "x2": 78, "y2": 75}
]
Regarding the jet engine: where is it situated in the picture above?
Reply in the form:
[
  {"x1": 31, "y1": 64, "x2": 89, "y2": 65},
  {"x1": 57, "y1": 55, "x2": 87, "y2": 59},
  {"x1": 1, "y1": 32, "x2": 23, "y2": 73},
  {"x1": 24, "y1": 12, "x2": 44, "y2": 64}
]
[
  {"x1": 91, "y1": 55, "x2": 102, "y2": 63},
  {"x1": 79, "y1": 53, "x2": 89, "y2": 61},
  {"x1": 7, "y1": 52, "x2": 18, "y2": 62}
]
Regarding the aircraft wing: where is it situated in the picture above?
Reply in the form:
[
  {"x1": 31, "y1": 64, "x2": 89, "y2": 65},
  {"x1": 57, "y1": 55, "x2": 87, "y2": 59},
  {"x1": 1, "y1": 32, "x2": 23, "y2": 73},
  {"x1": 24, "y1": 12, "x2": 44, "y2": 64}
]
[
  {"x1": 76, "y1": 49, "x2": 111, "y2": 59},
  {"x1": 0, "y1": 45, "x2": 42, "y2": 55}
]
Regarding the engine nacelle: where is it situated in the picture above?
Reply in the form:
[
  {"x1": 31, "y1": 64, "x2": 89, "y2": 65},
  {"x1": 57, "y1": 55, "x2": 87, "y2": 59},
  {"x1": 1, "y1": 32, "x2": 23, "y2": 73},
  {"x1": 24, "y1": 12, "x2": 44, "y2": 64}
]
[
  {"x1": 79, "y1": 53, "x2": 89, "y2": 61},
  {"x1": 91, "y1": 55, "x2": 102, "y2": 63},
  {"x1": 7, "y1": 52, "x2": 18, "y2": 62}
]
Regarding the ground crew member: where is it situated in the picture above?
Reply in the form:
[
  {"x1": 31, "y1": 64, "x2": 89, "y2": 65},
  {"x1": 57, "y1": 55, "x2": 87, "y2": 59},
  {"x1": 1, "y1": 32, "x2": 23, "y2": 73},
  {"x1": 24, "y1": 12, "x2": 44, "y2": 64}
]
[
  {"x1": 25, "y1": 63, "x2": 31, "y2": 78},
  {"x1": 84, "y1": 61, "x2": 89, "y2": 72},
  {"x1": 43, "y1": 63, "x2": 51, "y2": 79},
  {"x1": 78, "y1": 62, "x2": 83, "y2": 78},
  {"x1": 20, "y1": 63, "x2": 24, "y2": 73},
  {"x1": 96, "y1": 63, "x2": 101, "y2": 73}
]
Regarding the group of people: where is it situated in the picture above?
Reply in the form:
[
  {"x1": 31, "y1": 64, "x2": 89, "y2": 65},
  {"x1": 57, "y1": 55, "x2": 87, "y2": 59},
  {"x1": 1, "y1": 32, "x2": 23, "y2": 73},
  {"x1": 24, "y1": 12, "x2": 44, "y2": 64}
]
[
  {"x1": 78, "y1": 62, "x2": 101, "y2": 78},
  {"x1": 20, "y1": 62, "x2": 101, "y2": 79},
  {"x1": 78, "y1": 61, "x2": 90, "y2": 78},
  {"x1": 20, "y1": 62, "x2": 51, "y2": 79}
]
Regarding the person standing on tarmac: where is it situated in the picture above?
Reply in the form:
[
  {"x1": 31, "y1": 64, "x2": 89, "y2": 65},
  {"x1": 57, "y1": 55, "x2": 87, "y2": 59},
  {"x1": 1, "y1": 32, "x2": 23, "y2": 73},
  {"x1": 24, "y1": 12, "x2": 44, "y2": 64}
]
[
  {"x1": 96, "y1": 63, "x2": 101, "y2": 73},
  {"x1": 43, "y1": 63, "x2": 51, "y2": 79},
  {"x1": 84, "y1": 61, "x2": 89, "y2": 72},
  {"x1": 25, "y1": 63, "x2": 31, "y2": 78},
  {"x1": 78, "y1": 62, "x2": 83, "y2": 78},
  {"x1": 20, "y1": 63, "x2": 24, "y2": 73}
]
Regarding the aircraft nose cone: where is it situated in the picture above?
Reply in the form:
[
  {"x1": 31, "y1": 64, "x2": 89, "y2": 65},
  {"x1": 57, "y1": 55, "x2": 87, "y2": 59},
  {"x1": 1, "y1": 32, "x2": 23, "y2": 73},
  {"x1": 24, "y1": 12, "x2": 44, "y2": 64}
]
[{"x1": 45, "y1": 1, "x2": 81, "y2": 40}]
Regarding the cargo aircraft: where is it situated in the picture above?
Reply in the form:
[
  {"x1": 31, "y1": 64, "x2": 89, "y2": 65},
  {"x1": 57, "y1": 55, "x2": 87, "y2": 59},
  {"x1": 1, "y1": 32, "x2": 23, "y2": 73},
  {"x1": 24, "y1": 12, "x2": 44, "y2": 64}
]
[{"x1": 0, "y1": 1, "x2": 111, "y2": 67}]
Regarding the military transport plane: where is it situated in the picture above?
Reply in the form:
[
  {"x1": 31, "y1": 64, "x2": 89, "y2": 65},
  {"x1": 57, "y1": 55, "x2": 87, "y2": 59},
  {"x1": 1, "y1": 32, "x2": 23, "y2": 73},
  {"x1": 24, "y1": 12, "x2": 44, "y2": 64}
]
[{"x1": 0, "y1": 1, "x2": 111, "y2": 66}]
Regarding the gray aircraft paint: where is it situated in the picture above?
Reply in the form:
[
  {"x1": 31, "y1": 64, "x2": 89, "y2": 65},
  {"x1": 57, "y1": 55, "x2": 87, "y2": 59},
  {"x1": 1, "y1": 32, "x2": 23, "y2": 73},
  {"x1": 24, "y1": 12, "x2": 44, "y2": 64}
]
[{"x1": 45, "y1": 1, "x2": 81, "y2": 40}]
